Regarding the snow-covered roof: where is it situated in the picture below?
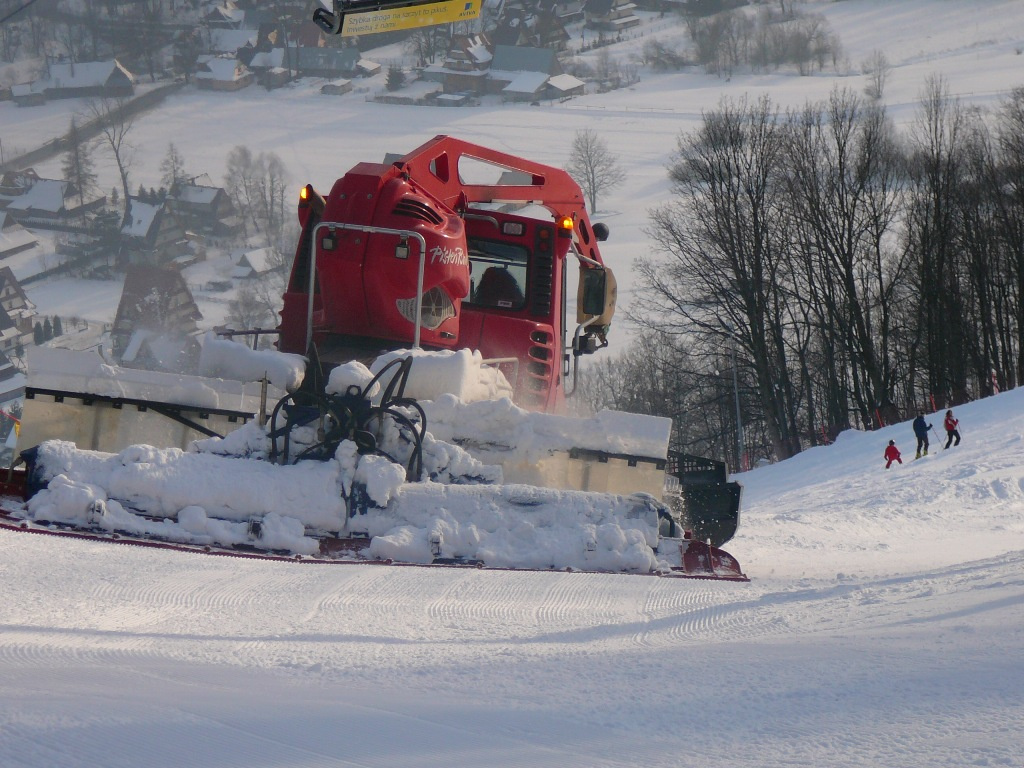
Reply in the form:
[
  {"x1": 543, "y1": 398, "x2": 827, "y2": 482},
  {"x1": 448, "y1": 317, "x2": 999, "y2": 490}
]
[
  {"x1": 173, "y1": 185, "x2": 222, "y2": 205},
  {"x1": 0, "y1": 213, "x2": 38, "y2": 255},
  {"x1": 547, "y1": 73, "x2": 585, "y2": 92},
  {"x1": 5, "y1": 180, "x2": 68, "y2": 213},
  {"x1": 11, "y1": 82, "x2": 44, "y2": 97},
  {"x1": 46, "y1": 60, "x2": 134, "y2": 89},
  {"x1": 231, "y1": 246, "x2": 275, "y2": 277},
  {"x1": 195, "y1": 57, "x2": 250, "y2": 82},
  {"x1": 121, "y1": 202, "x2": 161, "y2": 238},
  {"x1": 466, "y1": 39, "x2": 492, "y2": 65},
  {"x1": 501, "y1": 71, "x2": 549, "y2": 94}
]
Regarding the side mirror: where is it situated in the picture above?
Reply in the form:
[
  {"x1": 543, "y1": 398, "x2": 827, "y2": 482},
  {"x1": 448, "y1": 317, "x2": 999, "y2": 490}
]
[
  {"x1": 312, "y1": 1, "x2": 343, "y2": 34},
  {"x1": 592, "y1": 222, "x2": 609, "y2": 242}
]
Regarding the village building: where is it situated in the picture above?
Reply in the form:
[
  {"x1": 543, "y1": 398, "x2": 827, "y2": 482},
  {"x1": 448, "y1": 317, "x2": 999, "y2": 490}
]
[
  {"x1": 194, "y1": 56, "x2": 254, "y2": 91},
  {"x1": 487, "y1": 45, "x2": 563, "y2": 100},
  {"x1": 120, "y1": 201, "x2": 189, "y2": 267},
  {"x1": 583, "y1": 0, "x2": 641, "y2": 32},
  {"x1": 0, "y1": 213, "x2": 39, "y2": 261},
  {"x1": 110, "y1": 264, "x2": 203, "y2": 372},
  {"x1": 165, "y1": 184, "x2": 241, "y2": 239},
  {"x1": 3, "y1": 179, "x2": 106, "y2": 225},
  {"x1": 0, "y1": 267, "x2": 37, "y2": 352},
  {"x1": 546, "y1": 73, "x2": 586, "y2": 100},
  {"x1": 0, "y1": 170, "x2": 40, "y2": 210},
  {"x1": 295, "y1": 46, "x2": 361, "y2": 78},
  {"x1": 203, "y1": 2, "x2": 246, "y2": 29},
  {"x1": 206, "y1": 29, "x2": 258, "y2": 56},
  {"x1": 13, "y1": 60, "x2": 134, "y2": 105},
  {"x1": 231, "y1": 246, "x2": 278, "y2": 279},
  {"x1": 424, "y1": 34, "x2": 493, "y2": 96},
  {"x1": 0, "y1": 347, "x2": 24, "y2": 404}
]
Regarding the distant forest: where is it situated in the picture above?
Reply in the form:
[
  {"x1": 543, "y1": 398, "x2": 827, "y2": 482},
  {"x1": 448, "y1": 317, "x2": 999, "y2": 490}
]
[{"x1": 581, "y1": 80, "x2": 1024, "y2": 470}]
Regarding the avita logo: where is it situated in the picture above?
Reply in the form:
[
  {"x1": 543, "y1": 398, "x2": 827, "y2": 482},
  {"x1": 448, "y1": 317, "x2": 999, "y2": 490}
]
[{"x1": 430, "y1": 245, "x2": 467, "y2": 266}]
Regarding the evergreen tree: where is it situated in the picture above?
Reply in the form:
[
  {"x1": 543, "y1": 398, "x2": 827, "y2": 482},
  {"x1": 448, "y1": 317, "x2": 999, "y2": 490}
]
[
  {"x1": 53, "y1": 316, "x2": 63, "y2": 336},
  {"x1": 33, "y1": 322, "x2": 43, "y2": 345},
  {"x1": 386, "y1": 65, "x2": 406, "y2": 92},
  {"x1": 43, "y1": 317, "x2": 53, "y2": 341},
  {"x1": 61, "y1": 117, "x2": 98, "y2": 210}
]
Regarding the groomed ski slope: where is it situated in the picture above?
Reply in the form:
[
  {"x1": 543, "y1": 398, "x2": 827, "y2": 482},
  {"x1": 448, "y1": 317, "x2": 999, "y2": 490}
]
[{"x1": 2, "y1": 386, "x2": 1022, "y2": 767}]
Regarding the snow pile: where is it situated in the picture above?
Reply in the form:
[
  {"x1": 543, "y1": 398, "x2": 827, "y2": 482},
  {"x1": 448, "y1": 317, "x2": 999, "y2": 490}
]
[
  {"x1": 27, "y1": 346, "x2": 279, "y2": 413},
  {"x1": 369, "y1": 348, "x2": 514, "y2": 402},
  {"x1": 197, "y1": 332, "x2": 307, "y2": 392},
  {"x1": 423, "y1": 395, "x2": 672, "y2": 461},
  {"x1": 23, "y1": 430, "x2": 667, "y2": 572}
]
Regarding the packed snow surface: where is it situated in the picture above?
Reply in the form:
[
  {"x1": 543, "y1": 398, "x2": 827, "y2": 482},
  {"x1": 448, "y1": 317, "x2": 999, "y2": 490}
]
[{"x1": 3, "y1": 381, "x2": 1023, "y2": 767}]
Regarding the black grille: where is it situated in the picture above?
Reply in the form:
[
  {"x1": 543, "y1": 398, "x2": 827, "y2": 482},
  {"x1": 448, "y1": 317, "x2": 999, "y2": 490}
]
[{"x1": 393, "y1": 198, "x2": 444, "y2": 225}]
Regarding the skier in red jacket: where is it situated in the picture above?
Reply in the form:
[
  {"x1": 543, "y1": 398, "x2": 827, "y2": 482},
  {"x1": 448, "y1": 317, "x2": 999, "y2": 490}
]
[
  {"x1": 884, "y1": 440, "x2": 902, "y2": 469},
  {"x1": 943, "y1": 409, "x2": 961, "y2": 449}
]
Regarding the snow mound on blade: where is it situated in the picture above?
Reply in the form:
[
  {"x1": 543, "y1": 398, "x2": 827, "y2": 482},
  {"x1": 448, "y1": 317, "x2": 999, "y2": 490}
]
[
  {"x1": 423, "y1": 395, "x2": 672, "y2": 460},
  {"x1": 28, "y1": 440, "x2": 347, "y2": 531},
  {"x1": 371, "y1": 348, "x2": 514, "y2": 402},
  {"x1": 362, "y1": 484, "x2": 664, "y2": 572},
  {"x1": 197, "y1": 332, "x2": 307, "y2": 392},
  {"x1": 23, "y1": 439, "x2": 668, "y2": 573},
  {"x1": 27, "y1": 346, "x2": 281, "y2": 412}
]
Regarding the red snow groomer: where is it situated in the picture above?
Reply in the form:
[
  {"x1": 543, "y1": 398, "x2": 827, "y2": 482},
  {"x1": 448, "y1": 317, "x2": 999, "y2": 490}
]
[
  {"x1": 3, "y1": 137, "x2": 745, "y2": 581},
  {"x1": 278, "y1": 135, "x2": 615, "y2": 413}
]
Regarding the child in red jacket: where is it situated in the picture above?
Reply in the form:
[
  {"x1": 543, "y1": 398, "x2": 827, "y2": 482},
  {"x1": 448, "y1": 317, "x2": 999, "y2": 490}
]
[
  {"x1": 943, "y1": 410, "x2": 961, "y2": 449},
  {"x1": 884, "y1": 440, "x2": 902, "y2": 469}
]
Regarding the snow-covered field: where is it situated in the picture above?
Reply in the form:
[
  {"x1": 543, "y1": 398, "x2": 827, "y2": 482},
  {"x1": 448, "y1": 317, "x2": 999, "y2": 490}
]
[{"x1": 1, "y1": 2, "x2": 1023, "y2": 765}]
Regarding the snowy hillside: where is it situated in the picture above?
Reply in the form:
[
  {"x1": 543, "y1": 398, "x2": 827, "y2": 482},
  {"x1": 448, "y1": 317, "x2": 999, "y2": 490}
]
[{"x1": 2, "y1": 388, "x2": 1022, "y2": 766}]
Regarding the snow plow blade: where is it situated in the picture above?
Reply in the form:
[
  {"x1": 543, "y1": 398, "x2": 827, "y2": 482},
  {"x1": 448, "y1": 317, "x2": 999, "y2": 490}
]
[{"x1": 0, "y1": 448, "x2": 746, "y2": 581}]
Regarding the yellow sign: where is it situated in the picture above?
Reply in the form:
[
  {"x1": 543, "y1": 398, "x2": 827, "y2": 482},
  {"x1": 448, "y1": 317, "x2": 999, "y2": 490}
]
[{"x1": 341, "y1": 0, "x2": 481, "y2": 37}]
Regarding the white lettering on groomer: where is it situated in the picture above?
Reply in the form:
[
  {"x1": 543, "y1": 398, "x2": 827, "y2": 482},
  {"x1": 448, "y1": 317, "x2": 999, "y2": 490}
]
[{"x1": 430, "y1": 246, "x2": 467, "y2": 266}]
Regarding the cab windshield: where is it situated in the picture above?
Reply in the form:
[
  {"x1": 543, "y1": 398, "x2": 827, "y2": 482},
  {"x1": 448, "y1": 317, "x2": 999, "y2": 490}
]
[{"x1": 466, "y1": 239, "x2": 528, "y2": 310}]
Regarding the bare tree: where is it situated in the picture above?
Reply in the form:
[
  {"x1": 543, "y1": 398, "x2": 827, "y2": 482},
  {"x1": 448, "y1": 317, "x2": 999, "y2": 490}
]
[
  {"x1": 862, "y1": 49, "x2": 892, "y2": 101},
  {"x1": 566, "y1": 129, "x2": 625, "y2": 213},
  {"x1": 86, "y1": 96, "x2": 136, "y2": 227},
  {"x1": 224, "y1": 146, "x2": 291, "y2": 248},
  {"x1": 782, "y1": 88, "x2": 908, "y2": 428},
  {"x1": 227, "y1": 281, "x2": 273, "y2": 329},
  {"x1": 904, "y1": 75, "x2": 972, "y2": 406},
  {"x1": 640, "y1": 95, "x2": 803, "y2": 461},
  {"x1": 160, "y1": 143, "x2": 187, "y2": 191}
]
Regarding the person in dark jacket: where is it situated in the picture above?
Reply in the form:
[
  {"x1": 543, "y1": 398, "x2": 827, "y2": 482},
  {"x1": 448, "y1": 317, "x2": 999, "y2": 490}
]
[
  {"x1": 884, "y1": 440, "x2": 902, "y2": 469},
  {"x1": 943, "y1": 409, "x2": 961, "y2": 449},
  {"x1": 912, "y1": 412, "x2": 932, "y2": 459}
]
